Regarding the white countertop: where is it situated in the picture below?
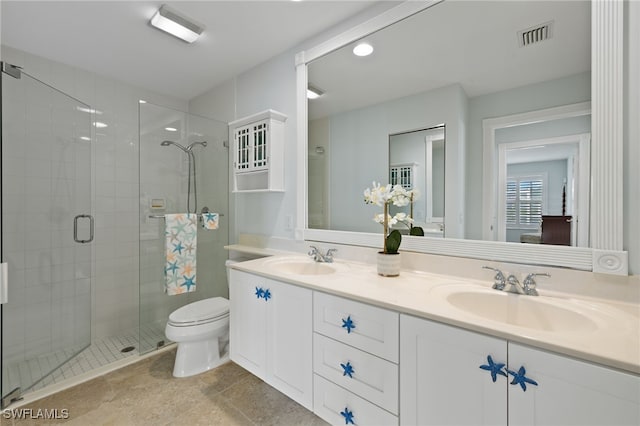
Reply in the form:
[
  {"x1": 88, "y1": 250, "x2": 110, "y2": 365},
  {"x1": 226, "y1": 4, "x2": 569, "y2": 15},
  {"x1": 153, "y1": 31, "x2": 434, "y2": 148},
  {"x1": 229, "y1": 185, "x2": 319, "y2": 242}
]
[{"x1": 229, "y1": 253, "x2": 640, "y2": 375}]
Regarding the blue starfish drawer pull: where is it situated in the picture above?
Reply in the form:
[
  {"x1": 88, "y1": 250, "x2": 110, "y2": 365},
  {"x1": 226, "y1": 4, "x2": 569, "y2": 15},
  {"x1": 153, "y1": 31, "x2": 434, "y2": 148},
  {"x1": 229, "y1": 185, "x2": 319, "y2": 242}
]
[
  {"x1": 341, "y1": 316, "x2": 355, "y2": 333},
  {"x1": 507, "y1": 366, "x2": 538, "y2": 391},
  {"x1": 340, "y1": 407, "x2": 355, "y2": 425},
  {"x1": 263, "y1": 288, "x2": 272, "y2": 301},
  {"x1": 341, "y1": 361, "x2": 355, "y2": 378},
  {"x1": 255, "y1": 287, "x2": 264, "y2": 299},
  {"x1": 479, "y1": 355, "x2": 507, "y2": 382}
]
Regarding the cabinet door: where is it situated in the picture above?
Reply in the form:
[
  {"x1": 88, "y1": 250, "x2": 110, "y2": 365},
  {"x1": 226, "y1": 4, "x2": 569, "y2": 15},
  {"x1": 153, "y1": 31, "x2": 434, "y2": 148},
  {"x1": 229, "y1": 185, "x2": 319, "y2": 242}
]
[
  {"x1": 234, "y1": 126, "x2": 252, "y2": 172},
  {"x1": 267, "y1": 279, "x2": 313, "y2": 409},
  {"x1": 400, "y1": 315, "x2": 507, "y2": 426},
  {"x1": 508, "y1": 343, "x2": 640, "y2": 426},
  {"x1": 229, "y1": 269, "x2": 268, "y2": 379}
]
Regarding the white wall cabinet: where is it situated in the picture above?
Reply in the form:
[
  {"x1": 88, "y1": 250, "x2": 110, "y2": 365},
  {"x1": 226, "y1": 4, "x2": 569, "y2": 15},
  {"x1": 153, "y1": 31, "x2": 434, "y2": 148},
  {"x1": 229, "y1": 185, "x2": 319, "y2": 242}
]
[
  {"x1": 229, "y1": 109, "x2": 287, "y2": 192},
  {"x1": 229, "y1": 269, "x2": 312, "y2": 409},
  {"x1": 400, "y1": 314, "x2": 640, "y2": 426}
]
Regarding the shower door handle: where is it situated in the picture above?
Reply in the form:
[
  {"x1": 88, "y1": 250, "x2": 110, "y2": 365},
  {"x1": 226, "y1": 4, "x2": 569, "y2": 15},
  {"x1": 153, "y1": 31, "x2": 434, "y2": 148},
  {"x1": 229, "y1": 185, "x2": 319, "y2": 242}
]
[
  {"x1": 0, "y1": 262, "x2": 8, "y2": 304},
  {"x1": 74, "y1": 214, "x2": 94, "y2": 243}
]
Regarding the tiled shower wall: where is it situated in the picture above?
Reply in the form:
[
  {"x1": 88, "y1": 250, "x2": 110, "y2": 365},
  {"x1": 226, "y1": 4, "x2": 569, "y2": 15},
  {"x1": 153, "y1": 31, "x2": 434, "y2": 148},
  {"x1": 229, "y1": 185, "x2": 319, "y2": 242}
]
[
  {"x1": 1, "y1": 46, "x2": 188, "y2": 340},
  {"x1": 138, "y1": 104, "x2": 229, "y2": 354}
]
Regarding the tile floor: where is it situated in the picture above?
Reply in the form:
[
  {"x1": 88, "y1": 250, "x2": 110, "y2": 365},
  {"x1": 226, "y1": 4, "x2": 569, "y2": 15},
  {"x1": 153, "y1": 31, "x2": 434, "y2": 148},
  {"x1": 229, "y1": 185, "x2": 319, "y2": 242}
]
[{"x1": 3, "y1": 348, "x2": 328, "y2": 426}]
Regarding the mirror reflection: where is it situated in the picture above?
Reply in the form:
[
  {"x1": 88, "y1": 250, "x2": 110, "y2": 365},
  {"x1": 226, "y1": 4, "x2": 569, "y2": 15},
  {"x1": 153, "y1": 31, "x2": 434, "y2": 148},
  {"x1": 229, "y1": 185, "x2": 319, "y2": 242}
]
[
  {"x1": 388, "y1": 125, "x2": 445, "y2": 237},
  {"x1": 307, "y1": 0, "x2": 590, "y2": 246}
]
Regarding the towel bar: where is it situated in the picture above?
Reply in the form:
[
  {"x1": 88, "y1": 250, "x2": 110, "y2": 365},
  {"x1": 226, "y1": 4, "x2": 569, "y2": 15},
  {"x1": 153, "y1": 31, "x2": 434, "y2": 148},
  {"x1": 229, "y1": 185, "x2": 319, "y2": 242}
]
[{"x1": 149, "y1": 213, "x2": 224, "y2": 219}]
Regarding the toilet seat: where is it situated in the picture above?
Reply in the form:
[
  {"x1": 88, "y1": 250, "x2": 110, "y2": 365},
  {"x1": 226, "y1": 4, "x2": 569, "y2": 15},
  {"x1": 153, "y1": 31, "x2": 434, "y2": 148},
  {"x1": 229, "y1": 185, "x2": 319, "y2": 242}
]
[{"x1": 168, "y1": 297, "x2": 229, "y2": 327}]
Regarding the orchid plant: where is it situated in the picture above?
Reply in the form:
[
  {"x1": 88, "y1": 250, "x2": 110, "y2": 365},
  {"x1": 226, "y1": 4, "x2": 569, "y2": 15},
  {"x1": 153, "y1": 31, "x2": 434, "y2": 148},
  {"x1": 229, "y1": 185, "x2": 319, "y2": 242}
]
[{"x1": 363, "y1": 182, "x2": 423, "y2": 254}]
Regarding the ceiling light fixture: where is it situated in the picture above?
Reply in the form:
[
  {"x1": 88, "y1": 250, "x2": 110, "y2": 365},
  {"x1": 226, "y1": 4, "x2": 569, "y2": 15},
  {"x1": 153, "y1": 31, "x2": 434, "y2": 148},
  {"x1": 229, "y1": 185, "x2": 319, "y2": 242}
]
[
  {"x1": 353, "y1": 42, "x2": 374, "y2": 57},
  {"x1": 307, "y1": 85, "x2": 324, "y2": 99},
  {"x1": 150, "y1": 5, "x2": 204, "y2": 43}
]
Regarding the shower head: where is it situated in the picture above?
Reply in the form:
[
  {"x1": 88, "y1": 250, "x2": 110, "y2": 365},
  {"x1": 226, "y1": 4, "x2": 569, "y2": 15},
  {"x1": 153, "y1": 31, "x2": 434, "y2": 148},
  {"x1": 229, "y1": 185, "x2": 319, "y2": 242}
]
[
  {"x1": 186, "y1": 141, "x2": 207, "y2": 152},
  {"x1": 161, "y1": 140, "x2": 189, "y2": 152}
]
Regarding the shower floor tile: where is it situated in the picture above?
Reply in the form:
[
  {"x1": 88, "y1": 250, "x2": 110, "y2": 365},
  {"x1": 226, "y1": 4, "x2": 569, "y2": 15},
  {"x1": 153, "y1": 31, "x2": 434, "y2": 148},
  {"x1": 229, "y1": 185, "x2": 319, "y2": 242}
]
[{"x1": 2, "y1": 325, "x2": 168, "y2": 399}]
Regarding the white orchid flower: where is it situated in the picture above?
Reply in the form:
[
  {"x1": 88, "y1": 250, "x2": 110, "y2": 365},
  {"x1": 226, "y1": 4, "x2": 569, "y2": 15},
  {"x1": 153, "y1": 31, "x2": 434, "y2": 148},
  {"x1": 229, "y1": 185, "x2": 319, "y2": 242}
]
[{"x1": 393, "y1": 212, "x2": 414, "y2": 224}]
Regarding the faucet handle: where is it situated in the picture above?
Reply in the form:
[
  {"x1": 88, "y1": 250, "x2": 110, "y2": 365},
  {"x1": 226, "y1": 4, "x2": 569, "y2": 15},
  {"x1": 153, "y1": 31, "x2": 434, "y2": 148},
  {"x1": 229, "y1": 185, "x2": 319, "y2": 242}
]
[
  {"x1": 522, "y1": 273, "x2": 550, "y2": 296},
  {"x1": 482, "y1": 266, "x2": 506, "y2": 290},
  {"x1": 326, "y1": 248, "x2": 337, "y2": 257},
  {"x1": 308, "y1": 245, "x2": 319, "y2": 256}
]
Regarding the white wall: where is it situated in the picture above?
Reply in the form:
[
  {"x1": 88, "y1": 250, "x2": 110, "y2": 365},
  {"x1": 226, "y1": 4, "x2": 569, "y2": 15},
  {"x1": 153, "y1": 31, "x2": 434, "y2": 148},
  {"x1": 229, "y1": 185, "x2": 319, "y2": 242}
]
[
  {"x1": 1, "y1": 46, "x2": 188, "y2": 341},
  {"x1": 188, "y1": 2, "x2": 399, "y2": 244}
]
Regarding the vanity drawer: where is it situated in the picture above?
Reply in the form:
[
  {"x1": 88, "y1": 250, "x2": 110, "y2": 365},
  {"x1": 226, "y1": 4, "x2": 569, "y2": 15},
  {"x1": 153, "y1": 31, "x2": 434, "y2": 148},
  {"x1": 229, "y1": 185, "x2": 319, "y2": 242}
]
[
  {"x1": 313, "y1": 291, "x2": 399, "y2": 362},
  {"x1": 313, "y1": 333, "x2": 399, "y2": 414},
  {"x1": 314, "y1": 374, "x2": 398, "y2": 426}
]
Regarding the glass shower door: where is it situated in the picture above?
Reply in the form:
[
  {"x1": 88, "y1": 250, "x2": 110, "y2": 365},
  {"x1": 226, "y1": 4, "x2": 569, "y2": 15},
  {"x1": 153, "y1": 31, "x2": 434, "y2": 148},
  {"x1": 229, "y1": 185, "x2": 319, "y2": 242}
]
[{"x1": 1, "y1": 63, "x2": 92, "y2": 407}]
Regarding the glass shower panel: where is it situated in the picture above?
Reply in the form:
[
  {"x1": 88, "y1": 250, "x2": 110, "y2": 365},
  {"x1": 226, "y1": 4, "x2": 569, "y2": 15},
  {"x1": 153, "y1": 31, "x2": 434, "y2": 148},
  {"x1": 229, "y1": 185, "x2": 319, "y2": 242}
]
[
  {"x1": 1, "y1": 66, "x2": 92, "y2": 405},
  {"x1": 138, "y1": 102, "x2": 228, "y2": 354}
]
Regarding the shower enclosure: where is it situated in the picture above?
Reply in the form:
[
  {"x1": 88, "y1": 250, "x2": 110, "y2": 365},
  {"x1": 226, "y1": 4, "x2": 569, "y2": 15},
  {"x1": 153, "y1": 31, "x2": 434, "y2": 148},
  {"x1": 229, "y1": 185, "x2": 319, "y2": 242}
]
[
  {"x1": 1, "y1": 62, "x2": 93, "y2": 407},
  {"x1": 0, "y1": 61, "x2": 229, "y2": 407},
  {"x1": 139, "y1": 102, "x2": 229, "y2": 354}
]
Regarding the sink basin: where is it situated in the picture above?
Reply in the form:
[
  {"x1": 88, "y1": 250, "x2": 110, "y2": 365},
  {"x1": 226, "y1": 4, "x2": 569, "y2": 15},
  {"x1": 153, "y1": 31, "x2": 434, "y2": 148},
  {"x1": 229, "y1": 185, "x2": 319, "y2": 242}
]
[
  {"x1": 437, "y1": 287, "x2": 598, "y2": 333},
  {"x1": 266, "y1": 258, "x2": 336, "y2": 275}
]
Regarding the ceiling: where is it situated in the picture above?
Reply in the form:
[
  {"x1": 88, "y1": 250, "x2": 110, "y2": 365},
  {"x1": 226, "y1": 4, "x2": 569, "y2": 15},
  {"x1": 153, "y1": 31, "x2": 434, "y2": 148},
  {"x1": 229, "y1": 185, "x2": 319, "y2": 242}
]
[
  {"x1": 308, "y1": 0, "x2": 590, "y2": 120},
  {"x1": 1, "y1": 1, "x2": 383, "y2": 100}
]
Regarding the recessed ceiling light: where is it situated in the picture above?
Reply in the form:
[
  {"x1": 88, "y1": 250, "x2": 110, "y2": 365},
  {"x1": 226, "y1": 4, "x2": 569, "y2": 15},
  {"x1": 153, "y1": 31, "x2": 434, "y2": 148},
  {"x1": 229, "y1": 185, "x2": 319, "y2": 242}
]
[
  {"x1": 139, "y1": 100, "x2": 147, "y2": 104},
  {"x1": 353, "y1": 42, "x2": 374, "y2": 57},
  {"x1": 307, "y1": 85, "x2": 324, "y2": 99},
  {"x1": 150, "y1": 5, "x2": 204, "y2": 43},
  {"x1": 165, "y1": 127, "x2": 178, "y2": 132},
  {"x1": 93, "y1": 122, "x2": 108, "y2": 128}
]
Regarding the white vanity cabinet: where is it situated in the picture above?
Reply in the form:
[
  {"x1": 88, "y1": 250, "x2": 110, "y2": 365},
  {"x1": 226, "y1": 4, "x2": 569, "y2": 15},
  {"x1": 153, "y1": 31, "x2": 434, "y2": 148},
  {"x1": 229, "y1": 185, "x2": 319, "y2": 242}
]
[
  {"x1": 508, "y1": 342, "x2": 640, "y2": 426},
  {"x1": 312, "y1": 292, "x2": 400, "y2": 425},
  {"x1": 400, "y1": 314, "x2": 640, "y2": 426},
  {"x1": 228, "y1": 269, "x2": 313, "y2": 409},
  {"x1": 229, "y1": 109, "x2": 287, "y2": 192}
]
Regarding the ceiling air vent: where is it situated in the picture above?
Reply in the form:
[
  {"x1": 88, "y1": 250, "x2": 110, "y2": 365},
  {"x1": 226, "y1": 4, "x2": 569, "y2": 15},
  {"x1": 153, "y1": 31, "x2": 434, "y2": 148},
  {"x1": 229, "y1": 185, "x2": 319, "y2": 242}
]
[{"x1": 518, "y1": 21, "x2": 554, "y2": 47}]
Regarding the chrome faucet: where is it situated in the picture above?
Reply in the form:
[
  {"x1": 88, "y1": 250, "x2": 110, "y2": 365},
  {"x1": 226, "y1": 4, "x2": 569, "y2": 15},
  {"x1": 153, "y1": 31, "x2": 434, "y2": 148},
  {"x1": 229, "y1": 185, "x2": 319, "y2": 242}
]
[
  {"x1": 522, "y1": 272, "x2": 550, "y2": 296},
  {"x1": 483, "y1": 266, "x2": 549, "y2": 296},
  {"x1": 482, "y1": 266, "x2": 506, "y2": 290},
  {"x1": 308, "y1": 246, "x2": 337, "y2": 263}
]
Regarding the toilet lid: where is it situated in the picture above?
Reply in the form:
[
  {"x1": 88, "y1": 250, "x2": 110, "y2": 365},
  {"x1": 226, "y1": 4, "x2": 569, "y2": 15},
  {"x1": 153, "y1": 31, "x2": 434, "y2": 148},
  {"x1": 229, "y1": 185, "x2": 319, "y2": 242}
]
[{"x1": 169, "y1": 297, "x2": 229, "y2": 325}]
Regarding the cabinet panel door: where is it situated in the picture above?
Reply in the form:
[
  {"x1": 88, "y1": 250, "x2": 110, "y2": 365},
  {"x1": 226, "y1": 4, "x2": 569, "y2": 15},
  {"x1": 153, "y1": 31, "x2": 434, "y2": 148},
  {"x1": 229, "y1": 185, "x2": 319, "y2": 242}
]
[
  {"x1": 229, "y1": 269, "x2": 268, "y2": 378},
  {"x1": 400, "y1": 314, "x2": 507, "y2": 426},
  {"x1": 508, "y1": 343, "x2": 640, "y2": 426},
  {"x1": 267, "y1": 279, "x2": 313, "y2": 410}
]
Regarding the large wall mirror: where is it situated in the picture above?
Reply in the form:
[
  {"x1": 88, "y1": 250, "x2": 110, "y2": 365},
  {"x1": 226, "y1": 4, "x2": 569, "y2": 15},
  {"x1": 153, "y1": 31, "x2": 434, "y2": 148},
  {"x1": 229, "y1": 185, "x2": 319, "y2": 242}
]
[{"x1": 296, "y1": 0, "x2": 627, "y2": 274}]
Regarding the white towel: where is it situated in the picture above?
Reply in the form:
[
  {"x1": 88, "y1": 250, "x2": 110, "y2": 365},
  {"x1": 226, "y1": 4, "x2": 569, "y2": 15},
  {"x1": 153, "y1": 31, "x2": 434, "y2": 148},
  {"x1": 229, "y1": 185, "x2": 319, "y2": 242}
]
[
  {"x1": 202, "y1": 212, "x2": 219, "y2": 230},
  {"x1": 165, "y1": 213, "x2": 197, "y2": 295}
]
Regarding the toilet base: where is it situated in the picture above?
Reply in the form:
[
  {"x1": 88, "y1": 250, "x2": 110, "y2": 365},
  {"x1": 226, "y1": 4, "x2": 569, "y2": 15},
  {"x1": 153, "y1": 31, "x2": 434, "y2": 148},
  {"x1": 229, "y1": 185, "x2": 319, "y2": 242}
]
[{"x1": 172, "y1": 336, "x2": 230, "y2": 378}]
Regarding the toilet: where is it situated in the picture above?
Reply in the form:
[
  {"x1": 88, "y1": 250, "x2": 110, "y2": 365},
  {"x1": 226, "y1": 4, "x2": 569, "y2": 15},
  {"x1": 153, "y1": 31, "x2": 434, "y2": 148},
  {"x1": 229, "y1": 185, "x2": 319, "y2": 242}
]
[
  {"x1": 165, "y1": 259, "x2": 243, "y2": 377},
  {"x1": 165, "y1": 297, "x2": 230, "y2": 377}
]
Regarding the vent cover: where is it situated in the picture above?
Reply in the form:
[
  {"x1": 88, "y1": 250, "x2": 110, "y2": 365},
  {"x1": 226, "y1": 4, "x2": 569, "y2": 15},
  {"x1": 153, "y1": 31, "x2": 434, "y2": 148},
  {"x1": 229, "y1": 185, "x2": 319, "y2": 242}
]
[{"x1": 518, "y1": 21, "x2": 554, "y2": 47}]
